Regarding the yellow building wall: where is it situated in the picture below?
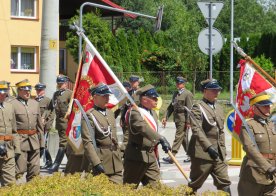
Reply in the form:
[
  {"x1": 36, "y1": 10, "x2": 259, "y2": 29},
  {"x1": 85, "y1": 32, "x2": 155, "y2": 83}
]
[
  {"x1": 60, "y1": 41, "x2": 78, "y2": 82},
  {"x1": 0, "y1": 0, "x2": 43, "y2": 95}
]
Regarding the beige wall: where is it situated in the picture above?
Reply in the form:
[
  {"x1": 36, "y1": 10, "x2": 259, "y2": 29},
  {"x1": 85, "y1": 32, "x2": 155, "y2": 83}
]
[{"x1": 0, "y1": 0, "x2": 43, "y2": 95}]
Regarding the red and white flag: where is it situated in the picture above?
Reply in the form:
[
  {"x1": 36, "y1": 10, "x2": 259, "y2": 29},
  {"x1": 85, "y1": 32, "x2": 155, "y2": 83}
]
[
  {"x1": 66, "y1": 44, "x2": 127, "y2": 151},
  {"x1": 233, "y1": 59, "x2": 276, "y2": 137}
]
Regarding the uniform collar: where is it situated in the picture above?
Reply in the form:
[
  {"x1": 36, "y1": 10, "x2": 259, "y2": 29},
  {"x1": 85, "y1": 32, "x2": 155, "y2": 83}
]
[
  {"x1": 94, "y1": 104, "x2": 106, "y2": 111},
  {"x1": 35, "y1": 96, "x2": 44, "y2": 102},
  {"x1": 202, "y1": 98, "x2": 216, "y2": 109},
  {"x1": 58, "y1": 89, "x2": 65, "y2": 96},
  {"x1": 178, "y1": 88, "x2": 185, "y2": 95},
  {"x1": 254, "y1": 115, "x2": 268, "y2": 125},
  {"x1": 17, "y1": 97, "x2": 28, "y2": 106}
]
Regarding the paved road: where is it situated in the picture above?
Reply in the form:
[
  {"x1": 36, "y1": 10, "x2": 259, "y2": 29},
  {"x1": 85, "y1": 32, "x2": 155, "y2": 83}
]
[{"x1": 35, "y1": 120, "x2": 239, "y2": 195}]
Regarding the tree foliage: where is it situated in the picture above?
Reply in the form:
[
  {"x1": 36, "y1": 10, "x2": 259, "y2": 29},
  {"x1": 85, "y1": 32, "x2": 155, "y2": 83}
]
[{"x1": 66, "y1": 0, "x2": 276, "y2": 92}]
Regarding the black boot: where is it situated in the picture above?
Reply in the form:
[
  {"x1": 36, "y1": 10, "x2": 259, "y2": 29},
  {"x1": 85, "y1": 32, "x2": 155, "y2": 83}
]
[
  {"x1": 41, "y1": 149, "x2": 53, "y2": 169},
  {"x1": 48, "y1": 147, "x2": 65, "y2": 173},
  {"x1": 221, "y1": 186, "x2": 231, "y2": 196}
]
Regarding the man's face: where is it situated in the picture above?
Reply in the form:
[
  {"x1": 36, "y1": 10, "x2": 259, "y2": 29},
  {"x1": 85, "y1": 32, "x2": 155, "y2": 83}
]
[
  {"x1": 36, "y1": 89, "x2": 45, "y2": 97},
  {"x1": 93, "y1": 94, "x2": 110, "y2": 108},
  {"x1": 18, "y1": 89, "x2": 31, "y2": 100},
  {"x1": 141, "y1": 96, "x2": 158, "y2": 109},
  {"x1": 253, "y1": 105, "x2": 271, "y2": 118},
  {"x1": 176, "y1": 82, "x2": 185, "y2": 90},
  {"x1": 203, "y1": 89, "x2": 220, "y2": 102},
  {"x1": 131, "y1": 81, "x2": 140, "y2": 90},
  {"x1": 57, "y1": 82, "x2": 67, "y2": 90},
  {"x1": 0, "y1": 93, "x2": 6, "y2": 102}
]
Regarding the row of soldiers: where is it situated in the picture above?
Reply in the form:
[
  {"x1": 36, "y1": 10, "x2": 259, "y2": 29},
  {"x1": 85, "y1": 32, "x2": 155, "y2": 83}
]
[
  {"x1": 1, "y1": 74, "x2": 276, "y2": 196},
  {"x1": 0, "y1": 75, "x2": 73, "y2": 186}
]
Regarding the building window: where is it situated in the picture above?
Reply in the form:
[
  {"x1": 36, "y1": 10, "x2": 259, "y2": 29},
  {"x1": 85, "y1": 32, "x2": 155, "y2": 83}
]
[
  {"x1": 59, "y1": 49, "x2": 67, "y2": 74},
  {"x1": 11, "y1": 0, "x2": 37, "y2": 19},
  {"x1": 11, "y1": 46, "x2": 37, "y2": 72}
]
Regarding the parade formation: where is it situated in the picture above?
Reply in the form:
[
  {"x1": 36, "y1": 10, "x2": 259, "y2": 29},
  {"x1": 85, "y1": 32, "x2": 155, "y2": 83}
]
[
  {"x1": 1, "y1": 69, "x2": 276, "y2": 196},
  {"x1": 1, "y1": 0, "x2": 276, "y2": 195}
]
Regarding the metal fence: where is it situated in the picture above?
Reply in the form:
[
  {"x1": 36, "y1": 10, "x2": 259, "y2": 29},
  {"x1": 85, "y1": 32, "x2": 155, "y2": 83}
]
[
  {"x1": 67, "y1": 69, "x2": 275, "y2": 99},
  {"x1": 114, "y1": 71, "x2": 242, "y2": 95}
]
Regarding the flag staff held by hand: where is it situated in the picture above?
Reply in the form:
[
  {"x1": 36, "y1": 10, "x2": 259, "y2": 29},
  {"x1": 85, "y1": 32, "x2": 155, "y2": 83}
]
[
  {"x1": 232, "y1": 41, "x2": 276, "y2": 87},
  {"x1": 70, "y1": 22, "x2": 190, "y2": 183}
]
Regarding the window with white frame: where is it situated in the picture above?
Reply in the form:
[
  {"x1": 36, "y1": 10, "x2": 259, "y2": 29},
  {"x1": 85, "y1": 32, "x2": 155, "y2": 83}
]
[
  {"x1": 11, "y1": 46, "x2": 37, "y2": 72},
  {"x1": 11, "y1": 0, "x2": 37, "y2": 18}
]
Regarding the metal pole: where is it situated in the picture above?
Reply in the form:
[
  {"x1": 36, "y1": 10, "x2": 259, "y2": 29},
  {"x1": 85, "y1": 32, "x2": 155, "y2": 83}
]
[
  {"x1": 230, "y1": 0, "x2": 234, "y2": 104},
  {"x1": 78, "y1": 2, "x2": 158, "y2": 63},
  {"x1": 209, "y1": 3, "x2": 213, "y2": 79},
  {"x1": 40, "y1": 0, "x2": 59, "y2": 98}
]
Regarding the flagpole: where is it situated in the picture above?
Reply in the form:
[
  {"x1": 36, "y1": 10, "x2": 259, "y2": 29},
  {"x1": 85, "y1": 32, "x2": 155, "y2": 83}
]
[
  {"x1": 71, "y1": 23, "x2": 190, "y2": 182},
  {"x1": 64, "y1": 56, "x2": 83, "y2": 119},
  {"x1": 72, "y1": 23, "x2": 136, "y2": 107},
  {"x1": 233, "y1": 42, "x2": 276, "y2": 87}
]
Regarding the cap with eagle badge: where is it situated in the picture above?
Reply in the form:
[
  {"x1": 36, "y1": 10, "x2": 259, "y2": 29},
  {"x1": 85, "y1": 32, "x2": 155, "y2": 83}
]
[
  {"x1": 89, "y1": 83, "x2": 113, "y2": 96},
  {"x1": 201, "y1": 79, "x2": 222, "y2": 91},
  {"x1": 250, "y1": 92, "x2": 273, "y2": 106},
  {"x1": 136, "y1": 84, "x2": 159, "y2": 98},
  {"x1": 0, "y1": 81, "x2": 8, "y2": 94},
  {"x1": 35, "y1": 83, "x2": 46, "y2": 90},
  {"x1": 56, "y1": 75, "x2": 69, "y2": 83},
  {"x1": 176, "y1": 76, "x2": 187, "y2": 84},
  {"x1": 15, "y1": 79, "x2": 32, "y2": 91}
]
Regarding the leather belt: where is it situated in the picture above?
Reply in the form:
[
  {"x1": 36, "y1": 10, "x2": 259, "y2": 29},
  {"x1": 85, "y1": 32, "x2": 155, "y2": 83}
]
[
  {"x1": 17, "y1": 130, "x2": 37, "y2": 135},
  {"x1": 130, "y1": 142, "x2": 154, "y2": 153},
  {"x1": 99, "y1": 144, "x2": 117, "y2": 151},
  {"x1": 262, "y1": 153, "x2": 276, "y2": 160},
  {"x1": 0, "y1": 135, "x2": 13, "y2": 141}
]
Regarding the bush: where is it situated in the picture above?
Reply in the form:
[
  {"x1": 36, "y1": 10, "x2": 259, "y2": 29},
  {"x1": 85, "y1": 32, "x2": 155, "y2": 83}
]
[{"x1": 1, "y1": 173, "x2": 229, "y2": 195}]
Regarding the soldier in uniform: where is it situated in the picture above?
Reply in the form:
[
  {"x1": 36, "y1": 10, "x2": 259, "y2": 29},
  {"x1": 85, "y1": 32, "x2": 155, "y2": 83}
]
[
  {"x1": 34, "y1": 83, "x2": 54, "y2": 169},
  {"x1": 238, "y1": 92, "x2": 276, "y2": 195},
  {"x1": 81, "y1": 83, "x2": 123, "y2": 184},
  {"x1": 0, "y1": 81, "x2": 20, "y2": 186},
  {"x1": 48, "y1": 75, "x2": 72, "y2": 172},
  {"x1": 128, "y1": 75, "x2": 142, "y2": 105},
  {"x1": 162, "y1": 76, "x2": 193, "y2": 163},
  {"x1": 187, "y1": 79, "x2": 231, "y2": 194},
  {"x1": 123, "y1": 84, "x2": 171, "y2": 187},
  {"x1": 11, "y1": 79, "x2": 44, "y2": 182}
]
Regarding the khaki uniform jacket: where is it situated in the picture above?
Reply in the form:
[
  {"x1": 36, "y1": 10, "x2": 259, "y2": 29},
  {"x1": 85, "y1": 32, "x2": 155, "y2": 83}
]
[
  {"x1": 11, "y1": 98, "x2": 44, "y2": 151},
  {"x1": 165, "y1": 89, "x2": 193, "y2": 123},
  {"x1": 36, "y1": 96, "x2": 54, "y2": 131},
  {"x1": 5, "y1": 95, "x2": 16, "y2": 103},
  {"x1": 0, "y1": 102, "x2": 20, "y2": 159},
  {"x1": 239, "y1": 116, "x2": 276, "y2": 185},
  {"x1": 81, "y1": 108, "x2": 123, "y2": 175},
  {"x1": 124, "y1": 107, "x2": 161, "y2": 163},
  {"x1": 51, "y1": 89, "x2": 72, "y2": 130},
  {"x1": 187, "y1": 100, "x2": 226, "y2": 161}
]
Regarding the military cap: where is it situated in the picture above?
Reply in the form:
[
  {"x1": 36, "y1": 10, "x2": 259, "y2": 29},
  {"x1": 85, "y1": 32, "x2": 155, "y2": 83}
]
[
  {"x1": 89, "y1": 83, "x2": 112, "y2": 96},
  {"x1": 250, "y1": 92, "x2": 273, "y2": 106},
  {"x1": 122, "y1": 81, "x2": 131, "y2": 89},
  {"x1": 129, "y1": 75, "x2": 140, "y2": 82},
  {"x1": 136, "y1": 84, "x2": 159, "y2": 98},
  {"x1": 35, "y1": 83, "x2": 46, "y2": 90},
  {"x1": 0, "y1": 81, "x2": 8, "y2": 94},
  {"x1": 15, "y1": 79, "x2": 32, "y2": 91},
  {"x1": 176, "y1": 76, "x2": 187, "y2": 84},
  {"x1": 201, "y1": 79, "x2": 222, "y2": 91},
  {"x1": 56, "y1": 74, "x2": 69, "y2": 83}
]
